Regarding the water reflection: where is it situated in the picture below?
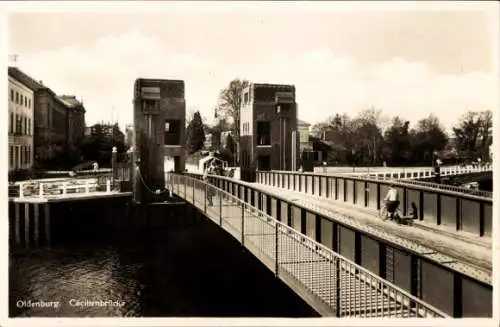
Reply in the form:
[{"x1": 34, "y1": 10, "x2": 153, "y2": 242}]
[{"x1": 10, "y1": 206, "x2": 319, "y2": 317}]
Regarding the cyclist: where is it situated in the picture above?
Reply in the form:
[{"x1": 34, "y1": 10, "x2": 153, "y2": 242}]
[{"x1": 383, "y1": 184, "x2": 400, "y2": 221}]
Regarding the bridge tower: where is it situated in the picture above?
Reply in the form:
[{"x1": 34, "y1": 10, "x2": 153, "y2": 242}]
[
  {"x1": 239, "y1": 83, "x2": 299, "y2": 173},
  {"x1": 132, "y1": 78, "x2": 186, "y2": 204}
]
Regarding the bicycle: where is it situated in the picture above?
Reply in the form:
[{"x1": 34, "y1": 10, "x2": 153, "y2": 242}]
[{"x1": 378, "y1": 201, "x2": 402, "y2": 221}]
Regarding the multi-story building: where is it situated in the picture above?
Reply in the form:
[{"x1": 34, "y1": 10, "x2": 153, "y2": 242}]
[
  {"x1": 8, "y1": 71, "x2": 34, "y2": 171},
  {"x1": 239, "y1": 83, "x2": 298, "y2": 171},
  {"x1": 58, "y1": 95, "x2": 86, "y2": 145},
  {"x1": 297, "y1": 119, "x2": 312, "y2": 154},
  {"x1": 8, "y1": 67, "x2": 86, "y2": 163}
]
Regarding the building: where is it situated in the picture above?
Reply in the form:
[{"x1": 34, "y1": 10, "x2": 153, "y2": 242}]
[
  {"x1": 239, "y1": 83, "x2": 298, "y2": 171},
  {"x1": 297, "y1": 119, "x2": 312, "y2": 154},
  {"x1": 57, "y1": 95, "x2": 86, "y2": 145},
  {"x1": 7, "y1": 67, "x2": 86, "y2": 163},
  {"x1": 133, "y1": 78, "x2": 186, "y2": 174},
  {"x1": 8, "y1": 71, "x2": 34, "y2": 171},
  {"x1": 125, "y1": 124, "x2": 134, "y2": 148}
]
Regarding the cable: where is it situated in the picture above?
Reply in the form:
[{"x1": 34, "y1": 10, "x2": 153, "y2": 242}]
[{"x1": 135, "y1": 166, "x2": 167, "y2": 195}]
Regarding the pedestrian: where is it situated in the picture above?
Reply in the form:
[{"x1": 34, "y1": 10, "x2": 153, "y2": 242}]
[
  {"x1": 203, "y1": 162, "x2": 215, "y2": 206},
  {"x1": 383, "y1": 184, "x2": 400, "y2": 220}
]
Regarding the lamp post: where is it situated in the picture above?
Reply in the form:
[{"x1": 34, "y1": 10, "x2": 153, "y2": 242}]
[{"x1": 111, "y1": 146, "x2": 117, "y2": 189}]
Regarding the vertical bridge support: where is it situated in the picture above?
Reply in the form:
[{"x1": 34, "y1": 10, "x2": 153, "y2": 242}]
[{"x1": 132, "y1": 78, "x2": 186, "y2": 204}]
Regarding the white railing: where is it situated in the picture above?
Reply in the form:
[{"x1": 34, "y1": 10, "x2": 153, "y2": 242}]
[
  {"x1": 352, "y1": 164, "x2": 492, "y2": 181},
  {"x1": 15, "y1": 178, "x2": 113, "y2": 199},
  {"x1": 167, "y1": 173, "x2": 449, "y2": 318}
]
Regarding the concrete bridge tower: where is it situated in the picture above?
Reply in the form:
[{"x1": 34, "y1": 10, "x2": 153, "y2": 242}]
[{"x1": 132, "y1": 78, "x2": 186, "y2": 204}]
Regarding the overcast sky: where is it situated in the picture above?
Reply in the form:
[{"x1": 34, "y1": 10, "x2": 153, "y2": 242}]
[{"x1": 6, "y1": 1, "x2": 499, "y2": 133}]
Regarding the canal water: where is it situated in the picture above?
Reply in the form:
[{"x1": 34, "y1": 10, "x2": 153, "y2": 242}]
[{"x1": 9, "y1": 200, "x2": 319, "y2": 317}]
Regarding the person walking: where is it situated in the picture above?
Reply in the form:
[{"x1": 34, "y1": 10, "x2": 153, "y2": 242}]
[
  {"x1": 203, "y1": 161, "x2": 216, "y2": 206},
  {"x1": 383, "y1": 184, "x2": 400, "y2": 221}
]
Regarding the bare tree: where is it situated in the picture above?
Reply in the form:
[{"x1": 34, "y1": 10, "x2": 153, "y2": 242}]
[{"x1": 215, "y1": 78, "x2": 249, "y2": 163}]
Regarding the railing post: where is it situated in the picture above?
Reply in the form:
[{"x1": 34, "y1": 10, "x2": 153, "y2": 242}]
[
  {"x1": 192, "y1": 178, "x2": 195, "y2": 203},
  {"x1": 204, "y1": 182, "x2": 207, "y2": 213},
  {"x1": 106, "y1": 180, "x2": 111, "y2": 192},
  {"x1": 39, "y1": 183, "x2": 44, "y2": 198},
  {"x1": 275, "y1": 222, "x2": 279, "y2": 276},
  {"x1": 184, "y1": 176, "x2": 187, "y2": 198},
  {"x1": 62, "y1": 182, "x2": 67, "y2": 195},
  {"x1": 19, "y1": 182, "x2": 24, "y2": 198},
  {"x1": 219, "y1": 189, "x2": 223, "y2": 226},
  {"x1": 335, "y1": 257, "x2": 341, "y2": 317},
  {"x1": 85, "y1": 181, "x2": 90, "y2": 194},
  {"x1": 241, "y1": 202, "x2": 245, "y2": 245}
]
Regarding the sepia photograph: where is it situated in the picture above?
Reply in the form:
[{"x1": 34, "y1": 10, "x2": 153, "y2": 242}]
[{"x1": 4, "y1": 0, "x2": 498, "y2": 323}]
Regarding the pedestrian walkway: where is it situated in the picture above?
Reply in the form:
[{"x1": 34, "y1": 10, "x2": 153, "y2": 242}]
[
  {"x1": 250, "y1": 183, "x2": 491, "y2": 284},
  {"x1": 168, "y1": 173, "x2": 448, "y2": 318}
]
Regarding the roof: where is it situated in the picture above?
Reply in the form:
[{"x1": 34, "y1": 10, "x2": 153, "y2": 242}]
[
  {"x1": 58, "y1": 95, "x2": 85, "y2": 112},
  {"x1": 8, "y1": 66, "x2": 45, "y2": 91},
  {"x1": 298, "y1": 119, "x2": 311, "y2": 127}
]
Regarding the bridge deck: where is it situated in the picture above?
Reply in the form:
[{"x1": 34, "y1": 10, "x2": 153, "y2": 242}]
[
  {"x1": 248, "y1": 183, "x2": 491, "y2": 284},
  {"x1": 182, "y1": 183, "x2": 444, "y2": 317}
]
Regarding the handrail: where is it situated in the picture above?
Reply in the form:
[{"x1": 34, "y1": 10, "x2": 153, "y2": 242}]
[
  {"x1": 394, "y1": 178, "x2": 492, "y2": 198},
  {"x1": 258, "y1": 170, "x2": 492, "y2": 202},
  {"x1": 12, "y1": 177, "x2": 115, "y2": 199},
  {"x1": 167, "y1": 172, "x2": 450, "y2": 318}
]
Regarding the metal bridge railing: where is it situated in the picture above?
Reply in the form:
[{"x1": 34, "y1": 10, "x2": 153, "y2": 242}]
[
  {"x1": 166, "y1": 173, "x2": 449, "y2": 318},
  {"x1": 393, "y1": 178, "x2": 492, "y2": 198},
  {"x1": 9, "y1": 174, "x2": 118, "y2": 199}
]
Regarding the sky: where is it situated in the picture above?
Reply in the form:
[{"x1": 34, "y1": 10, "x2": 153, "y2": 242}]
[{"x1": 6, "y1": 1, "x2": 499, "y2": 133}]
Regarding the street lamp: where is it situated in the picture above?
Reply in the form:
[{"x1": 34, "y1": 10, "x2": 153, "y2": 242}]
[{"x1": 111, "y1": 146, "x2": 118, "y2": 189}]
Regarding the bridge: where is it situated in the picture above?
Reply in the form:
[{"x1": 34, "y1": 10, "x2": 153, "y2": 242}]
[
  {"x1": 167, "y1": 164, "x2": 492, "y2": 318},
  {"x1": 167, "y1": 172, "x2": 448, "y2": 318}
]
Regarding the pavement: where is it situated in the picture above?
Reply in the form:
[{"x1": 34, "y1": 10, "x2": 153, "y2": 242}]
[{"x1": 247, "y1": 183, "x2": 492, "y2": 285}]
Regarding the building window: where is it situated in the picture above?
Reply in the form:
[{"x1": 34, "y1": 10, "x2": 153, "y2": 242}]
[
  {"x1": 15, "y1": 92, "x2": 19, "y2": 104},
  {"x1": 9, "y1": 112, "x2": 13, "y2": 134},
  {"x1": 164, "y1": 119, "x2": 181, "y2": 145},
  {"x1": 24, "y1": 96, "x2": 27, "y2": 107},
  {"x1": 243, "y1": 92, "x2": 249, "y2": 104},
  {"x1": 10, "y1": 89, "x2": 14, "y2": 102},
  {"x1": 23, "y1": 117, "x2": 27, "y2": 135},
  {"x1": 28, "y1": 98, "x2": 31, "y2": 108},
  {"x1": 15, "y1": 114, "x2": 19, "y2": 134},
  {"x1": 15, "y1": 146, "x2": 19, "y2": 169},
  {"x1": 28, "y1": 119, "x2": 31, "y2": 135},
  {"x1": 143, "y1": 99, "x2": 158, "y2": 111},
  {"x1": 9, "y1": 146, "x2": 13, "y2": 168},
  {"x1": 256, "y1": 121, "x2": 271, "y2": 146},
  {"x1": 27, "y1": 146, "x2": 31, "y2": 165}
]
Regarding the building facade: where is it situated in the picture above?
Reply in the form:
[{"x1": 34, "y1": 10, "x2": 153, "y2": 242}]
[
  {"x1": 58, "y1": 95, "x2": 86, "y2": 145},
  {"x1": 8, "y1": 74, "x2": 34, "y2": 171},
  {"x1": 239, "y1": 83, "x2": 298, "y2": 171},
  {"x1": 8, "y1": 67, "x2": 86, "y2": 164},
  {"x1": 297, "y1": 119, "x2": 312, "y2": 154}
]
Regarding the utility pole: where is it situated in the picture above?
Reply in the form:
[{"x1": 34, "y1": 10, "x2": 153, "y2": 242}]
[{"x1": 9, "y1": 54, "x2": 18, "y2": 66}]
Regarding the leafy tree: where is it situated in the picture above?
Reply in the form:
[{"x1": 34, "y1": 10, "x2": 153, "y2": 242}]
[
  {"x1": 409, "y1": 114, "x2": 448, "y2": 165},
  {"x1": 383, "y1": 117, "x2": 411, "y2": 165},
  {"x1": 186, "y1": 111, "x2": 206, "y2": 154},
  {"x1": 215, "y1": 78, "x2": 249, "y2": 163},
  {"x1": 80, "y1": 123, "x2": 127, "y2": 166},
  {"x1": 452, "y1": 111, "x2": 492, "y2": 160}
]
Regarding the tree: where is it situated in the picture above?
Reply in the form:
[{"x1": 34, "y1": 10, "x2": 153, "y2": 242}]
[
  {"x1": 215, "y1": 78, "x2": 249, "y2": 163},
  {"x1": 452, "y1": 111, "x2": 492, "y2": 160},
  {"x1": 383, "y1": 117, "x2": 411, "y2": 165},
  {"x1": 80, "y1": 123, "x2": 127, "y2": 166},
  {"x1": 409, "y1": 114, "x2": 448, "y2": 165},
  {"x1": 351, "y1": 108, "x2": 385, "y2": 165},
  {"x1": 185, "y1": 111, "x2": 206, "y2": 154}
]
